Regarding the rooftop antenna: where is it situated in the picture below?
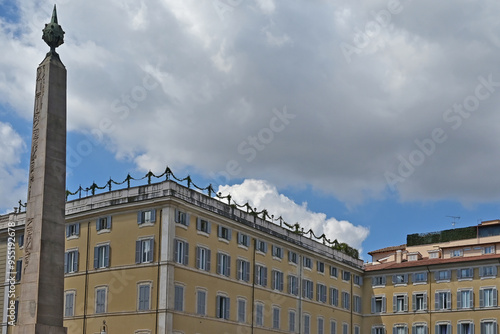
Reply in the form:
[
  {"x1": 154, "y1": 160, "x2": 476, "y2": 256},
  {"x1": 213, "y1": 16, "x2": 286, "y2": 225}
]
[{"x1": 446, "y1": 216, "x2": 460, "y2": 227}]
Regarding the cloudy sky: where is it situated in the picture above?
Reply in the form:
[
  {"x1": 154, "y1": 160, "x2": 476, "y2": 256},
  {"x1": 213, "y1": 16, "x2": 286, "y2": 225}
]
[{"x1": 2, "y1": 0, "x2": 500, "y2": 259}]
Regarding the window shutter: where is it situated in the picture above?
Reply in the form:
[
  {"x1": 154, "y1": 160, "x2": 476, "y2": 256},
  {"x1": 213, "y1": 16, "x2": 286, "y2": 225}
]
[
  {"x1": 447, "y1": 324, "x2": 451, "y2": 333},
  {"x1": 371, "y1": 297, "x2": 375, "y2": 313},
  {"x1": 196, "y1": 218, "x2": 201, "y2": 230},
  {"x1": 93, "y1": 246, "x2": 99, "y2": 269},
  {"x1": 372, "y1": 277, "x2": 376, "y2": 286},
  {"x1": 404, "y1": 294, "x2": 408, "y2": 311},
  {"x1": 435, "y1": 325, "x2": 439, "y2": 334},
  {"x1": 96, "y1": 219, "x2": 101, "y2": 231},
  {"x1": 207, "y1": 221, "x2": 211, "y2": 234},
  {"x1": 493, "y1": 288, "x2": 498, "y2": 307},
  {"x1": 183, "y1": 242, "x2": 189, "y2": 265},
  {"x1": 150, "y1": 209, "x2": 156, "y2": 222},
  {"x1": 404, "y1": 274, "x2": 408, "y2": 283},
  {"x1": 263, "y1": 242, "x2": 267, "y2": 253},
  {"x1": 458, "y1": 324, "x2": 463, "y2": 334},
  {"x1": 136, "y1": 240, "x2": 142, "y2": 263},
  {"x1": 457, "y1": 269, "x2": 462, "y2": 279},
  {"x1": 317, "y1": 283, "x2": 320, "y2": 301},
  {"x1": 422, "y1": 272, "x2": 427, "y2": 281},
  {"x1": 206, "y1": 249, "x2": 211, "y2": 271},
  {"x1": 64, "y1": 253, "x2": 68, "y2": 273},
  {"x1": 382, "y1": 296, "x2": 386, "y2": 312},
  {"x1": 493, "y1": 266, "x2": 498, "y2": 276},
  {"x1": 423, "y1": 293, "x2": 427, "y2": 310},
  {"x1": 412, "y1": 294, "x2": 416, "y2": 311},
  {"x1": 262, "y1": 267, "x2": 267, "y2": 287},
  {"x1": 174, "y1": 209, "x2": 179, "y2": 223},
  {"x1": 227, "y1": 228, "x2": 232, "y2": 241},
  {"x1": 470, "y1": 291, "x2": 474, "y2": 307},
  {"x1": 479, "y1": 289, "x2": 484, "y2": 307},
  {"x1": 137, "y1": 211, "x2": 142, "y2": 224},
  {"x1": 391, "y1": 327, "x2": 395, "y2": 334},
  {"x1": 75, "y1": 223, "x2": 80, "y2": 235},
  {"x1": 104, "y1": 245, "x2": 110, "y2": 267},
  {"x1": 66, "y1": 225, "x2": 70, "y2": 237},
  {"x1": 217, "y1": 253, "x2": 222, "y2": 274},
  {"x1": 446, "y1": 291, "x2": 451, "y2": 309},
  {"x1": 185, "y1": 213, "x2": 190, "y2": 226},
  {"x1": 225, "y1": 297, "x2": 230, "y2": 320},
  {"x1": 148, "y1": 239, "x2": 154, "y2": 261},
  {"x1": 435, "y1": 292, "x2": 439, "y2": 310},
  {"x1": 382, "y1": 276, "x2": 386, "y2": 285},
  {"x1": 457, "y1": 291, "x2": 462, "y2": 309},
  {"x1": 280, "y1": 273, "x2": 284, "y2": 291},
  {"x1": 106, "y1": 216, "x2": 112, "y2": 229},
  {"x1": 393, "y1": 295, "x2": 396, "y2": 312},
  {"x1": 392, "y1": 275, "x2": 396, "y2": 284},
  {"x1": 196, "y1": 247, "x2": 201, "y2": 269},
  {"x1": 471, "y1": 323, "x2": 475, "y2": 334},
  {"x1": 424, "y1": 326, "x2": 428, "y2": 334},
  {"x1": 412, "y1": 326, "x2": 416, "y2": 334},
  {"x1": 217, "y1": 225, "x2": 222, "y2": 237},
  {"x1": 74, "y1": 251, "x2": 79, "y2": 272},
  {"x1": 226, "y1": 255, "x2": 231, "y2": 276}
]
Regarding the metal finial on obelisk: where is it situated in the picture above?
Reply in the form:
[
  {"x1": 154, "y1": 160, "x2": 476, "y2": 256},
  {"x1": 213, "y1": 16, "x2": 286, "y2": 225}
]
[{"x1": 42, "y1": 5, "x2": 65, "y2": 57}]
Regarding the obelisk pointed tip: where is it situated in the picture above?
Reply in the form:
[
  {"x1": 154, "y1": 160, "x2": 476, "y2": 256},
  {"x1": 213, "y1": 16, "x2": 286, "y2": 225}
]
[{"x1": 42, "y1": 4, "x2": 65, "y2": 57}]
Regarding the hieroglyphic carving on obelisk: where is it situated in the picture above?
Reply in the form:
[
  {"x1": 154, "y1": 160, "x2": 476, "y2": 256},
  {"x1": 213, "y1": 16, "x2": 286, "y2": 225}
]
[{"x1": 14, "y1": 5, "x2": 67, "y2": 334}]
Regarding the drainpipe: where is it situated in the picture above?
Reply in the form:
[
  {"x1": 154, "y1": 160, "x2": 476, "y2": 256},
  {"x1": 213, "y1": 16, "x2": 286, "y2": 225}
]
[
  {"x1": 82, "y1": 221, "x2": 90, "y2": 334},
  {"x1": 298, "y1": 255, "x2": 303, "y2": 334},
  {"x1": 251, "y1": 238, "x2": 256, "y2": 334},
  {"x1": 427, "y1": 266, "x2": 432, "y2": 334},
  {"x1": 154, "y1": 209, "x2": 162, "y2": 334}
]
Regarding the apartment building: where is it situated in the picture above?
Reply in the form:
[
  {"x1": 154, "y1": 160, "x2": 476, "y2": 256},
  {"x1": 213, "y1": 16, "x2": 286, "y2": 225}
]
[{"x1": 1, "y1": 180, "x2": 364, "y2": 334}]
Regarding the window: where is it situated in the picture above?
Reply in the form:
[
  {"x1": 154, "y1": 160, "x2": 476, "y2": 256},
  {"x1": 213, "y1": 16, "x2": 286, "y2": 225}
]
[
  {"x1": 480, "y1": 287, "x2": 498, "y2": 307},
  {"x1": 457, "y1": 322, "x2": 474, "y2": 334},
  {"x1": 342, "y1": 291, "x2": 350, "y2": 310},
  {"x1": 302, "y1": 279, "x2": 313, "y2": 299},
  {"x1": 17, "y1": 233, "x2": 24, "y2": 247},
  {"x1": 330, "y1": 266, "x2": 338, "y2": 277},
  {"x1": 196, "y1": 217, "x2": 211, "y2": 233},
  {"x1": 96, "y1": 216, "x2": 111, "y2": 231},
  {"x1": 216, "y1": 295, "x2": 230, "y2": 320},
  {"x1": 64, "y1": 250, "x2": 79, "y2": 273},
  {"x1": 342, "y1": 323, "x2": 348, "y2": 334},
  {"x1": 412, "y1": 292, "x2": 427, "y2": 311},
  {"x1": 217, "y1": 252, "x2": 231, "y2": 277},
  {"x1": 412, "y1": 324, "x2": 427, "y2": 334},
  {"x1": 196, "y1": 290, "x2": 206, "y2": 315},
  {"x1": 288, "y1": 275, "x2": 299, "y2": 295},
  {"x1": 288, "y1": 250, "x2": 298, "y2": 264},
  {"x1": 330, "y1": 287, "x2": 339, "y2": 306},
  {"x1": 93, "y1": 244, "x2": 110, "y2": 269},
  {"x1": 457, "y1": 289, "x2": 473, "y2": 309},
  {"x1": 435, "y1": 270, "x2": 451, "y2": 281},
  {"x1": 174, "y1": 209, "x2": 189, "y2": 226},
  {"x1": 317, "y1": 261, "x2": 325, "y2": 273},
  {"x1": 217, "y1": 225, "x2": 232, "y2": 241},
  {"x1": 481, "y1": 320, "x2": 497, "y2": 334},
  {"x1": 330, "y1": 320, "x2": 337, "y2": 334},
  {"x1": 255, "y1": 265, "x2": 267, "y2": 286},
  {"x1": 13, "y1": 300, "x2": 18, "y2": 323},
  {"x1": 15, "y1": 259, "x2": 22, "y2": 281},
  {"x1": 304, "y1": 314, "x2": 311, "y2": 334},
  {"x1": 174, "y1": 239, "x2": 188, "y2": 265},
  {"x1": 137, "y1": 209, "x2": 156, "y2": 225},
  {"x1": 272, "y1": 270, "x2": 284, "y2": 291},
  {"x1": 237, "y1": 299, "x2": 246, "y2": 323},
  {"x1": 64, "y1": 291, "x2": 75, "y2": 317},
  {"x1": 393, "y1": 294, "x2": 408, "y2": 312},
  {"x1": 483, "y1": 246, "x2": 495, "y2": 254},
  {"x1": 256, "y1": 303, "x2": 264, "y2": 326},
  {"x1": 138, "y1": 284, "x2": 151, "y2": 311},
  {"x1": 480, "y1": 266, "x2": 497, "y2": 278},
  {"x1": 436, "y1": 323, "x2": 452, "y2": 334},
  {"x1": 303, "y1": 256, "x2": 312, "y2": 269},
  {"x1": 237, "y1": 232, "x2": 250, "y2": 247},
  {"x1": 342, "y1": 270, "x2": 351, "y2": 281},
  {"x1": 174, "y1": 285, "x2": 184, "y2": 311},
  {"x1": 289, "y1": 310, "x2": 296, "y2": 332},
  {"x1": 353, "y1": 295, "x2": 361, "y2": 313},
  {"x1": 354, "y1": 325, "x2": 360, "y2": 334},
  {"x1": 317, "y1": 283, "x2": 327, "y2": 303},
  {"x1": 392, "y1": 274, "x2": 408, "y2": 284},
  {"x1": 236, "y1": 259, "x2": 250, "y2": 281},
  {"x1": 135, "y1": 238, "x2": 154, "y2": 264},
  {"x1": 256, "y1": 240, "x2": 267, "y2": 253},
  {"x1": 354, "y1": 275, "x2": 363, "y2": 285},
  {"x1": 272, "y1": 307, "x2": 280, "y2": 329},
  {"x1": 318, "y1": 317, "x2": 324, "y2": 334},
  {"x1": 196, "y1": 246, "x2": 211, "y2": 271},
  {"x1": 95, "y1": 287, "x2": 107, "y2": 314},
  {"x1": 413, "y1": 272, "x2": 427, "y2": 283},
  {"x1": 371, "y1": 295, "x2": 386, "y2": 313},
  {"x1": 66, "y1": 223, "x2": 79, "y2": 238},
  {"x1": 372, "y1": 326, "x2": 386, "y2": 334},
  {"x1": 451, "y1": 249, "x2": 463, "y2": 257},
  {"x1": 372, "y1": 276, "x2": 386, "y2": 286},
  {"x1": 435, "y1": 291, "x2": 451, "y2": 310},
  {"x1": 393, "y1": 324, "x2": 408, "y2": 334},
  {"x1": 457, "y1": 268, "x2": 473, "y2": 279},
  {"x1": 272, "y1": 245, "x2": 283, "y2": 259}
]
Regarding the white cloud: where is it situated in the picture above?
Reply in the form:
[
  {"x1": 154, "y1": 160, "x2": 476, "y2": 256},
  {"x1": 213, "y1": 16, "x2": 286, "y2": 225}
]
[
  {"x1": 218, "y1": 179, "x2": 369, "y2": 255},
  {"x1": 0, "y1": 122, "x2": 27, "y2": 213}
]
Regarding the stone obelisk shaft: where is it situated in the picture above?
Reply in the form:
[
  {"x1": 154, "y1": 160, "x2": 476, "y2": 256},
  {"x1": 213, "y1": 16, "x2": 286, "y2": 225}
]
[{"x1": 14, "y1": 50, "x2": 68, "y2": 334}]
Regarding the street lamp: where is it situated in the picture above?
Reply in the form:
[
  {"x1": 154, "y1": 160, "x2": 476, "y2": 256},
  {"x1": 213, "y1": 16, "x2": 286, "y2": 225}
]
[{"x1": 100, "y1": 320, "x2": 108, "y2": 334}]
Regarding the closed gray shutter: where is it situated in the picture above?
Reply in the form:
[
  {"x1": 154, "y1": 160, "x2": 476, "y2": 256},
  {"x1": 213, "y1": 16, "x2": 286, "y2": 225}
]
[{"x1": 135, "y1": 240, "x2": 142, "y2": 264}]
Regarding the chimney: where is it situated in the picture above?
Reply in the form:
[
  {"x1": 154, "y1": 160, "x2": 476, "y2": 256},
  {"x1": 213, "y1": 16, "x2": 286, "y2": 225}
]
[{"x1": 396, "y1": 250, "x2": 402, "y2": 263}]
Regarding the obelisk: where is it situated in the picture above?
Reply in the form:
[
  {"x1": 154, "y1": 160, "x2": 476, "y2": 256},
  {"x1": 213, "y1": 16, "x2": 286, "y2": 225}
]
[{"x1": 15, "y1": 5, "x2": 67, "y2": 334}]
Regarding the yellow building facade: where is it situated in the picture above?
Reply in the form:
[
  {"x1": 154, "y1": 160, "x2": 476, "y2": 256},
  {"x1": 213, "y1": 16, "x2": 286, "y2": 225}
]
[{"x1": 1, "y1": 179, "x2": 499, "y2": 333}]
